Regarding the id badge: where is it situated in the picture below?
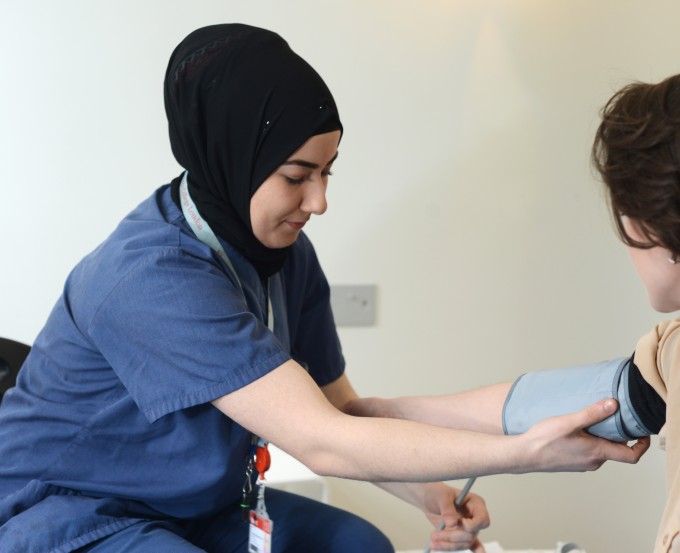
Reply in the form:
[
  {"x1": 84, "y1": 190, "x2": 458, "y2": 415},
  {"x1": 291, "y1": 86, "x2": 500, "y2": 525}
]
[{"x1": 248, "y1": 510, "x2": 274, "y2": 553}]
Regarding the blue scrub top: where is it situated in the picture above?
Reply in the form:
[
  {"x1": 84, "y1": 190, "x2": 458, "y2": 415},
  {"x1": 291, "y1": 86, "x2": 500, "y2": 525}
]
[{"x1": 0, "y1": 185, "x2": 344, "y2": 547}]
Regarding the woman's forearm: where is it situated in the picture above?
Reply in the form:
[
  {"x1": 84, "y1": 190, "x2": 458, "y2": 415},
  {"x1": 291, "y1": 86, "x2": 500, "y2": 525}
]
[
  {"x1": 307, "y1": 399, "x2": 646, "y2": 481},
  {"x1": 213, "y1": 362, "x2": 646, "y2": 483},
  {"x1": 344, "y1": 382, "x2": 513, "y2": 434}
]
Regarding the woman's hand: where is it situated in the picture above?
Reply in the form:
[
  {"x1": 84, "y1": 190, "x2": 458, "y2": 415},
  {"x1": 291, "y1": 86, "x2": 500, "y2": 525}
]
[
  {"x1": 422, "y1": 483, "x2": 489, "y2": 552},
  {"x1": 519, "y1": 399, "x2": 651, "y2": 472}
]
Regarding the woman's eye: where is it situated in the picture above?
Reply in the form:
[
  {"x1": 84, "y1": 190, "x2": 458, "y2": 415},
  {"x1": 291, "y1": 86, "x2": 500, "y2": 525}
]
[{"x1": 282, "y1": 169, "x2": 333, "y2": 184}]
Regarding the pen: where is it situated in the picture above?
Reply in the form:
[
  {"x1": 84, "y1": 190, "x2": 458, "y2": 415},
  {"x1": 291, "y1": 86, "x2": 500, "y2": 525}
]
[
  {"x1": 424, "y1": 477, "x2": 477, "y2": 553},
  {"x1": 454, "y1": 476, "x2": 477, "y2": 509}
]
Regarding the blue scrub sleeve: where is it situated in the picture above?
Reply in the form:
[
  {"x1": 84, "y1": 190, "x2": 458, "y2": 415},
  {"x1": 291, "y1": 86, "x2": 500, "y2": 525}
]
[
  {"x1": 87, "y1": 248, "x2": 291, "y2": 422},
  {"x1": 283, "y1": 233, "x2": 345, "y2": 387}
]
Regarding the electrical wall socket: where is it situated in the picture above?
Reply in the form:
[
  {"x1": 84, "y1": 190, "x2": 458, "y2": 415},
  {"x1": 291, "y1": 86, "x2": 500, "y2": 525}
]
[{"x1": 330, "y1": 285, "x2": 377, "y2": 327}]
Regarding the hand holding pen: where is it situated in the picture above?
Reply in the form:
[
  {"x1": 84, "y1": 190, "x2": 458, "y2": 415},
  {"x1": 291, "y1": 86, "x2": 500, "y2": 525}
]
[{"x1": 424, "y1": 477, "x2": 481, "y2": 553}]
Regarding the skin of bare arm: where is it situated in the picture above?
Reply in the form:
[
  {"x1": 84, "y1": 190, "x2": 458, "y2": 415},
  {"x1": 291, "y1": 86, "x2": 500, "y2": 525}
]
[
  {"x1": 211, "y1": 360, "x2": 648, "y2": 483},
  {"x1": 343, "y1": 383, "x2": 514, "y2": 435}
]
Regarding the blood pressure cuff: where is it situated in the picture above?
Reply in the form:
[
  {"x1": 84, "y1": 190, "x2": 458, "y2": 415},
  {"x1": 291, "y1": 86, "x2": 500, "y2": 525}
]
[{"x1": 502, "y1": 357, "x2": 654, "y2": 442}]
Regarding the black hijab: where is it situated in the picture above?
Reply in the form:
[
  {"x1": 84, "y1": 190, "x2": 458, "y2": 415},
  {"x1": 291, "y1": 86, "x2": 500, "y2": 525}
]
[{"x1": 165, "y1": 24, "x2": 342, "y2": 278}]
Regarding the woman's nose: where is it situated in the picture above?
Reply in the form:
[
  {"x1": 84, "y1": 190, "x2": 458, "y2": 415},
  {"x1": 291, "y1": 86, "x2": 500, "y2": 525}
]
[{"x1": 301, "y1": 179, "x2": 328, "y2": 215}]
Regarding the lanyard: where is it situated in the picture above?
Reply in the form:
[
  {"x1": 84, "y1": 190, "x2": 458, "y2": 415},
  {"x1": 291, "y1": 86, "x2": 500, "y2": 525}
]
[
  {"x1": 179, "y1": 173, "x2": 273, "y2": 520},
  {"x1": 179, "y1": 172, "x2": 273, "y2": 331}
]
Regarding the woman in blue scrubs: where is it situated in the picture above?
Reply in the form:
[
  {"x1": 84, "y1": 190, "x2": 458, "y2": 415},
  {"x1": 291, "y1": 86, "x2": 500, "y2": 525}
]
[{"x1": 0, "y1": 23, "x2": 647, "y2": 553}]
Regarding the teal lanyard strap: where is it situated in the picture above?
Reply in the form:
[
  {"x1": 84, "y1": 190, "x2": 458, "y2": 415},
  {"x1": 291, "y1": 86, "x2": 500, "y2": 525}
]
[{"x1": 179, "y1": 172, "x2": 273, "y2": 331}]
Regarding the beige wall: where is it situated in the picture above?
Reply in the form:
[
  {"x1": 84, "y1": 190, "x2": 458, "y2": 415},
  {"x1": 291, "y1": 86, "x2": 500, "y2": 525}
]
[{"x1": 1, "y1": 1, "x2": 678, "y2": 550}]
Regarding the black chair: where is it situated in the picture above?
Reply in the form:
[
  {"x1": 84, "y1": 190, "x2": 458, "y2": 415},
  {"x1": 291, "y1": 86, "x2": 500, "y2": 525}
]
[{"x1": 0, "y1": 338, "x2": 31, "y2": 403}]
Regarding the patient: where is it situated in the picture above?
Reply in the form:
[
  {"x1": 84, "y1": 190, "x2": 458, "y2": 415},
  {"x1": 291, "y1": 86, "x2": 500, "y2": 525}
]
[{"x1": 346, "y1": 74, "x2": 680, "y2": 553}]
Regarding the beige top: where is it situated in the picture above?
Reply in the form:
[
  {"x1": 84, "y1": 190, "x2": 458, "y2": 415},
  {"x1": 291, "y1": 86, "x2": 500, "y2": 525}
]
[{"x1": 635, "y1": 320, "x2": 680, "y2": 552}]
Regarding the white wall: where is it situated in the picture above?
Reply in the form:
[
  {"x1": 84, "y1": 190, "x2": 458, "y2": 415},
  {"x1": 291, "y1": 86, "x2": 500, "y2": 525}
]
[{"x1": 1, "y1": 1, "x2": 677, "y2": 550}]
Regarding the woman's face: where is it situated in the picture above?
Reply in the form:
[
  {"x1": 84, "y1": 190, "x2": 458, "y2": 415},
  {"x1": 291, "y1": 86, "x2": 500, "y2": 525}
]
[
  {"x1": 624, "y1": 217, "x2": 680, "y2": 312},
  {"x1": 250, "y1": 130, "x2": 340, "y2": 249}
]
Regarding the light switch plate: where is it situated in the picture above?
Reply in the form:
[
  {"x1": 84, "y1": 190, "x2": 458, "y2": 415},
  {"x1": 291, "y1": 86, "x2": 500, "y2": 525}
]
[{"x1": 330, "y1": 285, "x2": 377, "y2": 327}]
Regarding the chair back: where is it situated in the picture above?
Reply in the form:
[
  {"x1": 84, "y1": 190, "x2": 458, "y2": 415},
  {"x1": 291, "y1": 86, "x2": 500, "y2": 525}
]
[{"x1": 0, "y1": 338, "x2": 31, "y2": 402}]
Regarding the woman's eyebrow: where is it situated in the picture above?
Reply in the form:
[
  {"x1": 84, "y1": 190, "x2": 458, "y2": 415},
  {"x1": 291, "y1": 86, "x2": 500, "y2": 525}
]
[{"x1": 282, "y1": 151, "x2": 339, "y2": 169}]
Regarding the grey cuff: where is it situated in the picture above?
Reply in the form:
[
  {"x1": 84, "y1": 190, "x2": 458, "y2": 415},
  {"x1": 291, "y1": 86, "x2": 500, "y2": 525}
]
[{"x1": 502, "y1": 357, "x2": 651, "y2": 442}]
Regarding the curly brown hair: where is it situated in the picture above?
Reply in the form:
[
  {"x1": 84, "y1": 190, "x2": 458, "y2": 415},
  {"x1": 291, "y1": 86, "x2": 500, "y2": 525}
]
[{"x1": 592, "y1": 74, "x2": 680, "y2": 257}]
